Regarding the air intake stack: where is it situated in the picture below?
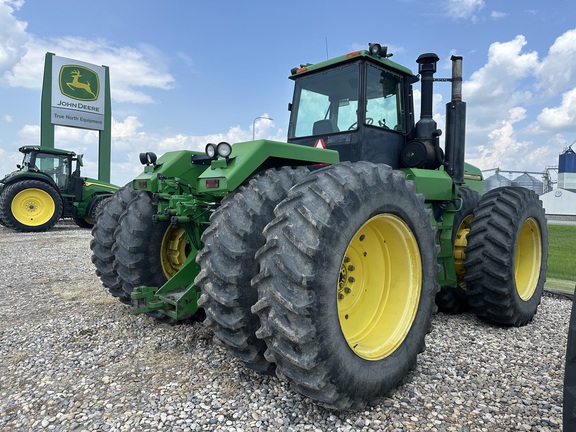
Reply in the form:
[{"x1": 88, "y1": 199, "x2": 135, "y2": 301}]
[{"x1": 400, "y1": 53, "x2": 444, "y2": 170}]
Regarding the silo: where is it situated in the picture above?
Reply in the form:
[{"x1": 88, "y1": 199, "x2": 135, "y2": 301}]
[
  {"x1": 558, "y1": 147, "x2": 576, "y2": 192},
  {"x1": 483, "y1": 173, "x2": 512, "y2": 194},
  {"x1": 511, "y1": 173, "x2": 544, "y2": 195}
]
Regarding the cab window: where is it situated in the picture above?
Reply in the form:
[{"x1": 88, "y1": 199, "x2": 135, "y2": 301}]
[{"x1": 365, "y1": 65, "x2": 405, "y2": 132}]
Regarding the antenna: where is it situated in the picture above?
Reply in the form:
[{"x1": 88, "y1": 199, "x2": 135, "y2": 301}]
[{"x1": 325, "y1": 37, "x2": 329, "y2": 60}]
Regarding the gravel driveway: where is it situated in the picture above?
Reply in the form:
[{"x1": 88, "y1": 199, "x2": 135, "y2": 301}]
[{"x1": 0, "y1": 221, "x2": 569, "y2": 431}]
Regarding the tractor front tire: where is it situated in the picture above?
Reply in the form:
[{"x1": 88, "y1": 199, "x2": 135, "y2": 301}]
[
  {"x1": 90, "y1": 184, "x2": 135, "y2": 304},
  {"x1": 252, "y1": 162, "x2": 439, "y2": 410},
  {"x1": 464, "y1": 187, "x2": 548, "y2": 326},
  {"x1": 196, "y1": 167, "x2": 308, "y2": 374},
  {"x1": 435, "y1": 187, "x2": 480, "y2": 314},
  {"x1": 0, "y1": 180, "x2": 62, "y2": 232}
]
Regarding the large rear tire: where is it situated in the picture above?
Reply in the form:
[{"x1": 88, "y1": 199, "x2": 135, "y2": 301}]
[
  {"x1": 0, "y1": 180, "x2": 62, "y2": 232},
  {"x1": 464, "y1": 187, "x2": 548, "y2": 326},
  {"x1": 564, "y1": 286, "x2": 576, "y2": 431},
  {"x1": 252, "y1": 162, "x2": 438, "y2": 410},
  {"x1": 435, "y1": 187, "x2": 480, "y2": 314},
  {"x1": 196, "y1": 167, "x2": 308, "y2": 374},
  {"x1": 90, "y1": 184, "x2": 135, "y2": 304},
  {"x1": 113, "y1": 190, "x2": 198, "y2": 322}
]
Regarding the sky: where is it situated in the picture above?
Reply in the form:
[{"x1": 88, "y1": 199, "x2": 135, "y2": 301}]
[{"x1": 1, "y1": 0, "x2": 576, "y2": 187}]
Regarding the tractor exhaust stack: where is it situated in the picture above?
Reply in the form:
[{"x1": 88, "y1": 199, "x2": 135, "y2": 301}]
[{"x1": 444, "y1": 55, "x2": 466, "y2": 184}]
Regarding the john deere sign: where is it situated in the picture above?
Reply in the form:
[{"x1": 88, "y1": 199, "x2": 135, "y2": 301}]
[
  {"x1": 40, "y1": 53, "x2": 112, "y2": 182},
  {"x1": 50, "y1": 56, "x2": 106, "y2": 130}
]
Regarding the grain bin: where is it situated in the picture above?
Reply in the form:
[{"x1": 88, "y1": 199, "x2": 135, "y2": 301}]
[
  {"x1": 511, "y1": 173, "x2": 544, "y2": 195},
  {"x1": 483, "y1": 173, "x2": 512, "y2": 194}
]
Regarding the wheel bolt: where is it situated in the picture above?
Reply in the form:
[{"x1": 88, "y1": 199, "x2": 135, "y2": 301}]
[
  {"x1": 344, "y1": 287, "x2": 351, "y2": 294},
  {"x1": 348, "y1": 265, "x2": 355, "y2": 271},
  {"x1": 348, "y1": 277, "x2": 355, "y2": 283},
  {"x1": 338, "y1": 293, "x2": 344, "y2": 300}
]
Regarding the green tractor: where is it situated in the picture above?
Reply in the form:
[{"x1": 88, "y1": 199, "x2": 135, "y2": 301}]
[
  {"x1": 91, "y1": 43, "x2": 548, "y2": 410},
  {"x1": 0, "y1": 146, "x2": 118, "y2": 232}
]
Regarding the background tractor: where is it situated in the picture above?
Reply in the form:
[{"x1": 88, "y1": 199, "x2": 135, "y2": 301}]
[
  {"x1": 91, "y1": 43, "x2": 548, "y2": 410},
  {"x1": 0, "y1": 146, "x2": 118, "y2": 232}
]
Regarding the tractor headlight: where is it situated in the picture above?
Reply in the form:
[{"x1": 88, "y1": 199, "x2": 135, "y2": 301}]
[
  {"x1": 139, "y1": 151, "x2": 157, "y2": 166},
  {"x1": 368, "y1": 43, "x2": 388, "y2": 58},
  {"x1": 216, "y1": 142, "x2": 232, "y2": 158},
  {"x1": 205, "y1": 143, "x2": 217, "y2": 158}
]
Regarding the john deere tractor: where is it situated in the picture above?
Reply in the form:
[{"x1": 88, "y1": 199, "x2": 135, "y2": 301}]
[
  {"x1": 91, "y1": 43, "x2": 548, "y2": 410},
  {"x1": 0, "y1": 146, "x2": 118, "y2": 232}
]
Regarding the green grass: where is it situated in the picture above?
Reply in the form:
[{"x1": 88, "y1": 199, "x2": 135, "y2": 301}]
[{"x1": 546, "y1": 224, "x2": 576, "y2": 293}]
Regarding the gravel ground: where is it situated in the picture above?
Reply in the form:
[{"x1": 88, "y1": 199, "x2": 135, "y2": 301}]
[{"x1": 0, "y1": 220, "x2": 570, "y2": 431}]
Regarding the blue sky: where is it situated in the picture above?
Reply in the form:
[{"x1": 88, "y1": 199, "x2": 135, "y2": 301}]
[{"x1": 1, "y1": 0, "x2": 576, "y2": 186}]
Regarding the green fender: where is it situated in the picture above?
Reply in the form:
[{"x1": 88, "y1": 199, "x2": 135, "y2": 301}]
[{"x1": 133, "y1": 139, "x2": 340, "y2": 195}]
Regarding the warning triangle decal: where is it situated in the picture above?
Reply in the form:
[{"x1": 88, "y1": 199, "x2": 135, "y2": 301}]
[{"x1": 314, "y1": 139, "x2": 327, "y2": 149}]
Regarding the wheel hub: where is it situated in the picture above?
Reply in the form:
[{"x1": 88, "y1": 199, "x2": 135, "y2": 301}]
[
  {"x1": 161, "y1": 224, "x2": 190, "y2": 279},
  {"x1": 11, "y1": 188, "x2": 55, "y2": 226},
  {"x1": 515, "y1": 217, "x2": 542, "y2": 301},
  {"x1": 338, "y1": 214, "x2": 422, "y2": 361}
]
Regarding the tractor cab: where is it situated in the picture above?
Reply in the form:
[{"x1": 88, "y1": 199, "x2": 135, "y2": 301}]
[
  {"x1": 16, "y1": 146, "x2": 83, "y2": 195},
  {"x1": 287, "y1": 44, "x2": 419, "y2": 169}
]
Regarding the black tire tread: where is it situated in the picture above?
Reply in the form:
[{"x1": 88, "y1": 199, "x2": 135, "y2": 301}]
[
  {"x1": 464, "y1": 187, "x2": 548, "y2": 326},
  {"x1": 90, "y1": 184, "x2": 134, "y2": 303},
  {"x1": 196, "y1": 166, "x2": 309, "y2": 374},
  {"x1": 252, "y1": 162, "x2": 439, "y2": 410}
]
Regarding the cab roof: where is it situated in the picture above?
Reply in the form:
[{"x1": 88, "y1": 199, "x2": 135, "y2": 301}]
[
  {"x1": 289, "y1": 49, "x2": 419, "y2": 83},
  {"x1": 19, "y1": 146, "x2": 77, "y2": 157}
]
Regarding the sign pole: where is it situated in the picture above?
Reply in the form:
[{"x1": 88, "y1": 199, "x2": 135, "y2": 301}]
[
  {"x1": 99, "y1": 65, "x2": 111, "y2": 182},
  {"x1": 40, "y1": 52, "x2": 55, "y2": 149}
]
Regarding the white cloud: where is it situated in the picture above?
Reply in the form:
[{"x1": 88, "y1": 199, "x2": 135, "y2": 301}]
[
  {"x1": 490, "y1": 11, "x2": 507, "y2": 20},
  {"x1": 3, "y1": 114, "x2": 12, "y2": 123},
  {"x1": 535, "y1": 29, "x2": 576, "y2": 97},
  {"x1": 0, "y1": 0, "x2": 28, "y2": 75},
  {"x1": 3, "y1": 37, "x2": 175, "y2": 103},
  {"x1": 535, "y1": 87, "x2": 576, "y2": 131},
  {"x1": 467, "y1": 107, "x2": 552, "y2": 171},
  {"x1": 463, "y1": 35, "x2": 538, "y2": 131},
  {"x1": 0, "y1": 2, "x2": 175, "y2": 103},
  {"x1": 444, "y1": 0, "x2": 485, "y2": 21}
]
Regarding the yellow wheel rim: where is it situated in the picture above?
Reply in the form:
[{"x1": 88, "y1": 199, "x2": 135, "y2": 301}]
[
  {"x1": 338, "y1": 214, "x2": 422, "y2": 361},
  {"x1": 161, "y1": 224, "x2": 190, "y2": 279},
  {"x1": 11, "y1": 188, "x2": 56, "y2": 226},
  {"x1": 453, "y1": 215, "x2": 473, "y2": 288},
  {"x1": 515, "y1": 217, "x2": 542, "y2": 301}
]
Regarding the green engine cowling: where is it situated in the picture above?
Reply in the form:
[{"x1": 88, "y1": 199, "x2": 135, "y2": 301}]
[
  {"x1": 74, "y1": 177, "x2": 119, "y2": 219},
  {"x1": 129, "y1": 139, "x2": 339, "y2": 319}
]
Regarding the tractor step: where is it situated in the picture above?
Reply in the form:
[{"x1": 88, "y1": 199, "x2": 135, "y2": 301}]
[{"x1": 158, "y1": 290, "x2": 188, "y2": 306}]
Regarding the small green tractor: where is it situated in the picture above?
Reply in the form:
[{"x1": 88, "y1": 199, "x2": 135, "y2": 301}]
[
  {"x1": 92, "y1": 43, "x2": 548, "y2": 410},
  {"x1": 0, "y1": 146, "x2": 118, "y2": 232}
]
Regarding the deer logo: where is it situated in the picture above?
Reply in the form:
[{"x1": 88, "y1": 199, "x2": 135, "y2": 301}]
[
  {"x1": 59, "y1": 65, "x2": 99, "y2": 101},
  {"x1": 67, "y1": 70, "x2": 96, "y2": 98}
]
